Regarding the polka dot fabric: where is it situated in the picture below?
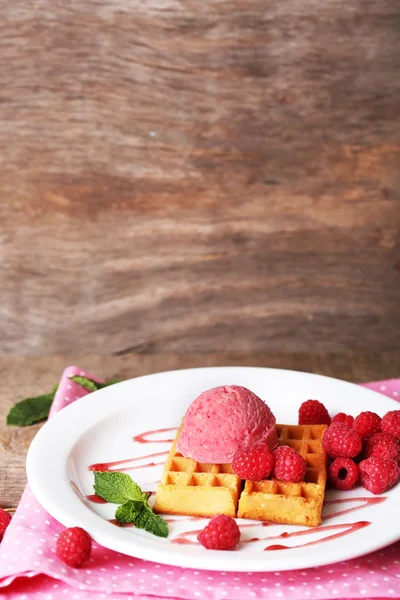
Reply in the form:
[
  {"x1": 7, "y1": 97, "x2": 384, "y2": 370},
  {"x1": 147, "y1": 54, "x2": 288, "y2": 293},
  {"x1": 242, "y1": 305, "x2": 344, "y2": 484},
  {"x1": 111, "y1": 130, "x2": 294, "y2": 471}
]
[{"x1": 0, "y1": 366, "x2": 399, "y2": 600}]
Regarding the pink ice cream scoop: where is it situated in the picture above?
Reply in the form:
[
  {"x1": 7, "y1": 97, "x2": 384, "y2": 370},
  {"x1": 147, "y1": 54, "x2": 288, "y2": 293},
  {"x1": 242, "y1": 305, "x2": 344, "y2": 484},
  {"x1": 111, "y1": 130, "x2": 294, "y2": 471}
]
[{"x1": 176, "y1": 385, "x2": 278, "y2": 463}]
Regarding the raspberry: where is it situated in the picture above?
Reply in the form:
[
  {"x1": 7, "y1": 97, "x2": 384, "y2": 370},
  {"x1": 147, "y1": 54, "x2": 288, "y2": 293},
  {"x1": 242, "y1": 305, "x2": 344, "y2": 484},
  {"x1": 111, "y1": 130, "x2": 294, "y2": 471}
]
[
  {"x1": 273, "y1": 445, "x2": 306, "y2": 482},
  {"x1": 332, "y1": 413, "x2": 354, "y2": 427},
  {"x1": 322, "y1": 422, "x2": 362, "y2": 459},
  {"x1": 353, "y1": 411, "x2": 381, "y2": 440},
  {"x1": 359, "y1": 457, "x2": 400, "y2": 494},
  {"x1": 197, "y1": 515, "x2": 240, "y2": 550},
  {"x1": 364, "y1": 432, "x2": 400, "y2": 464},
  {"x1": 298, "y1": 399, "x2": 331, "y2": 426},
  {"x1": 56, "y1": 527, "x2": 92, "y2": 567},
  {"x1": 328, "y1": 457, "x2": 359, "y2": 490},
  {"x1": 381, "y1": 410, "x2": 400, "y2": 439},
  {"x1": 0, "y1": 509, "x2": 12, "y2": 541},
  {"x1": 232, "y1": 443, "x2": 274, "y2": 481}
]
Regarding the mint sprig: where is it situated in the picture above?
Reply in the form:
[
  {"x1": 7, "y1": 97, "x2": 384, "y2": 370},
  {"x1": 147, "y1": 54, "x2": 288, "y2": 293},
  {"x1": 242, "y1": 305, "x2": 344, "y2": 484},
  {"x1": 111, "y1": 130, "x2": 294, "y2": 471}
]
[
  {"x1": 69, "y1": 375, "x2": 121, "y2": 392},
  {"x1": 6, "y1": 385, "x2": 58, "y2": 426},
  {"x1": 6, "y1": 376, "x2": 121, "y2": 427},
  {"x1": 93, "y1": 471, "x2": 168, "y2": 538},
  {"x1": 115, "y1": 500, "x2": 169, "y2": 537}
]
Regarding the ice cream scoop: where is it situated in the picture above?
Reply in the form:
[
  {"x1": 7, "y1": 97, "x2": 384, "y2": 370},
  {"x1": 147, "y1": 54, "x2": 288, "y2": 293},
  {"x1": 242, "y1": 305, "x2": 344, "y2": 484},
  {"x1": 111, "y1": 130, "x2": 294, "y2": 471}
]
[{"x1": 176, "y1": 385, "x2": 277, "y2": 463}]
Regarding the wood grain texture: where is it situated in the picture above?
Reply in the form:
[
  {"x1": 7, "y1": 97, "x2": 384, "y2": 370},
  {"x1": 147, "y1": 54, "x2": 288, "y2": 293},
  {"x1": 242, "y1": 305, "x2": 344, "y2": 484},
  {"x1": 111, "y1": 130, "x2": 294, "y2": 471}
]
[
  {"x1": 0, "y1": 1, "x2": 399, "y2": 354},
  {"x1": 1, "y1": 352, "x2": 399, "y2": 508}
]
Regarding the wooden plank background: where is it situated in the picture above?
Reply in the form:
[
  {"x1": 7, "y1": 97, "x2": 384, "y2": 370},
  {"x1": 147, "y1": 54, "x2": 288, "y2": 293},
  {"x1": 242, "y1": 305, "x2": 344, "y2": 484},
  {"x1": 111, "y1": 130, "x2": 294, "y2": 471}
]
[{"x1": 0, "y1": 0, "x2": 399, "y2": 355}]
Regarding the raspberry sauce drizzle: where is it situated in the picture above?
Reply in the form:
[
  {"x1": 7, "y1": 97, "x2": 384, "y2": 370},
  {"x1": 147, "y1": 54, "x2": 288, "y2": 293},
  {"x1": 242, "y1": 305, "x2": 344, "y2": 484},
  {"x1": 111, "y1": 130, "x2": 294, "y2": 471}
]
[
  {"x1": 165, "y1": 516, "x2": 203, "y2": 523},
  {"x1": 88, "y1": 450, "x2": 168, "y2": 472},
  {"x1": 172, "y1": 520, "x2": 371, "y2": 548},
  {"x1": 86, "y1": 494, "x2": 107, "y2": 504},
  {"x1": 322, "y1": 496, "x2": 386, "y2": 519},
  {"x1": 172, "y1": 538, "x2": 197, "y2": 545},
  {"x1": 264, "y1": 521, "x2": 370, "y2": 551},
  {"x1": 133, "y1": 427, "x2": 177, "y2": 444}
]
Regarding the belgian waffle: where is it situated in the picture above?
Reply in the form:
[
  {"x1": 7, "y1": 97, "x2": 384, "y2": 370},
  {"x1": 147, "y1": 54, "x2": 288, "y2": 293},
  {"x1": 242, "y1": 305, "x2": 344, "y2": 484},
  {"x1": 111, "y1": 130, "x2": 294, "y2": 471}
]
[
  {"x1": 154, "y1": 423, "x2": 328, "y2": 526},
  {"x1": 237, "y1": 424, "x2": 328, "y2": 526},
  {"x1": 153, "y1": 426, "x2": 242, "y2": 518}
]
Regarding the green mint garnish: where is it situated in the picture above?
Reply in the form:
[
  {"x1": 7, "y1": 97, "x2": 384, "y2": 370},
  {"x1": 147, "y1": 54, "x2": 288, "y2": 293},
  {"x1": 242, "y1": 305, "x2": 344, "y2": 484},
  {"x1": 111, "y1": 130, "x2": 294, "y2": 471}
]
[
  {"x1": 6, "y1": 385, "x2": 58, "y2": 426},
  {"x1": 93, "y1": 471, "x2": 147, "y2": 504},
  {"x1": 6, "y1": 375, "x2": 121, "y2": 427},
  {"x1": 115, "y1": 500, "x2": 169, "y2": 537},
  {"x1": 93, "y1": 471, "x2": 168, "y2": 538},
  {"x1": 69, "y1": 375, "x2": 121, "y2": 392}
]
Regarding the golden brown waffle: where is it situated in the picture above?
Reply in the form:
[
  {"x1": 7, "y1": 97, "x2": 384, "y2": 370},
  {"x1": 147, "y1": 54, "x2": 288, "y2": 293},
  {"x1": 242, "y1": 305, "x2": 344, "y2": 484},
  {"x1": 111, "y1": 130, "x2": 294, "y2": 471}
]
[
  {"x1": 153, "y1": 426, "x2": 242, "y2": 518},
  {"x1": 154, "y1": 423, "x2": 328, "y2": 526},
  {"x1": 237, "y1": 424, "x2": 328, "y2": 526}
]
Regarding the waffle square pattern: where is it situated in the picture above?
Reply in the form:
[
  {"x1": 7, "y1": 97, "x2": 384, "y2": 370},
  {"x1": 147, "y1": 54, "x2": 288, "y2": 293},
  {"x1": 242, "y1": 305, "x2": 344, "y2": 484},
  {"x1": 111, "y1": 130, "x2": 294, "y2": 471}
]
[{"x1": 154, "y1": 424, "x2": 328, "y2": 526}]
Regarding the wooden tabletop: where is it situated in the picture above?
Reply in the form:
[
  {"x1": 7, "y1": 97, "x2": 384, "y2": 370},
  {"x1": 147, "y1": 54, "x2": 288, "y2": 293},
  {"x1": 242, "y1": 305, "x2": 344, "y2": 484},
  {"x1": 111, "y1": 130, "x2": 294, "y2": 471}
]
[
  {"x1": 1, "y1": 352, "x2": 399, "y2": 511},
  {"x1": 1, "y1": 1, "x2": 399, "y2": 358}
]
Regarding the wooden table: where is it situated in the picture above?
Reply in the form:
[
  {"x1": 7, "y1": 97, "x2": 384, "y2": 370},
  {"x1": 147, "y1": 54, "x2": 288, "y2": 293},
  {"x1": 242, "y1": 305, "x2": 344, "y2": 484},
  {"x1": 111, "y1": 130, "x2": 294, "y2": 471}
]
[
  {"x1": 1, "y1": 1, "x2": 399, "y2": 358},
  {"x1": 1, "y1": 352, "x2": 399, "y2": 512}
]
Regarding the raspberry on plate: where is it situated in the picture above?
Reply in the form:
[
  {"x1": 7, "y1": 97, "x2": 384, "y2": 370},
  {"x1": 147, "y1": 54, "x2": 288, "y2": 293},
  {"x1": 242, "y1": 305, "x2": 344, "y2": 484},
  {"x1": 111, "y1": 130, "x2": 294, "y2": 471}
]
[
  {"x1": 298, "y1": 399, "x2": 331, "y2": 426},
  {"x1": 364, "y1": 432, "x2": 400, "y2": 464},
  {"x1": 232, "y1": 443, "x2": 274, "y2": 481},
  {"x1": 56, "y1": 526, "x2": 92, "y2": 567},
  {"x1": 0, "y1": 508, "x2": 12, "y2": 542},
  {"x1": 332, "y1": 413, "x2": 354, "y2": 427},
  {"x1": 197, "y1": 514, "x2": 240, "y2": 550},
  {"x1": 328, "y1": 457, "x2": 359, "y2": 490},
  {"x1": 353, "y1": 411, "x2": 381, "y2": 440},
  {"x1": 322, "y1": 422, "x2": 362, "y2": 459},
  {"x1": 381, "y1": 410, "x2": 400, "y2": 439},
  {"x1": 273, "y1": 445, "x2": 306, "y2": 482},
  {"x1": 359, "y1": 457, "x2": 400, "y2": 494}
]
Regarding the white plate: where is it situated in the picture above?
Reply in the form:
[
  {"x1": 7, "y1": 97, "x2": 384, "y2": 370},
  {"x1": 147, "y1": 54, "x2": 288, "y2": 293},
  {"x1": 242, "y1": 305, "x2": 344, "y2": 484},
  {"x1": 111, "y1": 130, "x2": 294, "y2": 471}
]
[{"x1": 26, "y1": 366, "x2": 400, "y2": 572}]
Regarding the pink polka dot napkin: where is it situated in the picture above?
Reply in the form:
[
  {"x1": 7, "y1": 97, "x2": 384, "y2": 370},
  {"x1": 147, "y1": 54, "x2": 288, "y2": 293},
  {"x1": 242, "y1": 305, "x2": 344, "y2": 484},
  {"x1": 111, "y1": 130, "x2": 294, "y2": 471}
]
[{"x1": 0, "y1": 366, "x2": 399, "y2": 600}]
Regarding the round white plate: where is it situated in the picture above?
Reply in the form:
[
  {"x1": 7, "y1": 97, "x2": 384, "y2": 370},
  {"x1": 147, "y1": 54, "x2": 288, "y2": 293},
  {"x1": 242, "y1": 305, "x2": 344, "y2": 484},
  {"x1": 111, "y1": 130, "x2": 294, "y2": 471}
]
[{"x1": 26, "y1": 366, "x2": 400, "y2": 572}]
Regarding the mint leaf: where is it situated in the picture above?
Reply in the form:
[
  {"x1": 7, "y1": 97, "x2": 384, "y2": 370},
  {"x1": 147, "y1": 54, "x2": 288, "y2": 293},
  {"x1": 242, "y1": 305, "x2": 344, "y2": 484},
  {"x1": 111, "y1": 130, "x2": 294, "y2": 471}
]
[
  {"x1": 69, "y1": 376, "x2": 121, "y2": 392},
  {"x1": 116, "y1": 500, "x2": 169, "y2": 538},
  {"x1": 93, "y1": 471, "x2": 169, "y2": 538},
  {"x1": 115, "y1": 499, "x2": 143, "y2": 523},
  {"x1": 93, "y1": 471, "x2": 147, "y2": 504},
  {"x1": 6, "y1": 385, "x2": 58, "y2": 426},
  {"x1": 69, "y1": 376, "x2": 99, "y2": 392}
]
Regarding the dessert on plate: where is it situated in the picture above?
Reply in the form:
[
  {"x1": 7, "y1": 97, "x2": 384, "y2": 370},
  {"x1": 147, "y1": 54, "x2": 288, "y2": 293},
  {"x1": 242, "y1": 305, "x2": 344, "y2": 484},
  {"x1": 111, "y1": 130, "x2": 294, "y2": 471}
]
[{"x1": 154, "y1": 385, "x2": 328, "y2": 526}]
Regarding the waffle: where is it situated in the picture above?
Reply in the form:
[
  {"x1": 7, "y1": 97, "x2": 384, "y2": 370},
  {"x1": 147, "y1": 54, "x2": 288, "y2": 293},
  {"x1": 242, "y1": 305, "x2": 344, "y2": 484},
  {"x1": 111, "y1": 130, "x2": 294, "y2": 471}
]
[
  {"x1": 237, "y1": 424, "x2": 328, "y2": 526},
  {"x1": 154, "y1": 423, "x2": 328, "y2": 526},
  {"x1": 153, "y1": 426, "x2": 242, "y2": 518}
]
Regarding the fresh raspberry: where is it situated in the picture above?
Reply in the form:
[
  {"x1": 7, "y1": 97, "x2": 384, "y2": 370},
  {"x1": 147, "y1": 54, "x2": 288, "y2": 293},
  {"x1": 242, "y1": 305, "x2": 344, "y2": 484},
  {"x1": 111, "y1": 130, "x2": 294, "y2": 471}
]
[
  {"x1": 197, "y1": 515, "x2": 240, "y2": 550},
  {"x1": 232, "y1": 443, "x2": 274, "y2": 481},
  {"x1": 381, "y1": 410, "x2": 400, "y2": 439},
  {"x1": 328, "y1": 457, "x2": 359, "y2": 490},
  {"x1": 0, "y1": 509, "x2": 12, "y2": 541},
  {"x1": 322, "y1": 422, "x2": 362, "y2": 459},
  {"x1": 353, "y1": 411, "x2": 381, "y2": 440},
  {"x1": 332, "y1": 413, "x2": 354, "y2": 427},
  {"x1": 359, "y1": 457, "x2": 400, "y2": 494},
  {"x1": 298, "y1": 399, "x2": 331, "y2": 426},
  {"x1": 273, "y1": 445, "x2": 306, "y2": 482},
  {"x1": 364, "y1": 432, "x2": 400, "y2": 464},
  {"x1": 56, "y1": 527, "x2": 92, "y2": 567}
]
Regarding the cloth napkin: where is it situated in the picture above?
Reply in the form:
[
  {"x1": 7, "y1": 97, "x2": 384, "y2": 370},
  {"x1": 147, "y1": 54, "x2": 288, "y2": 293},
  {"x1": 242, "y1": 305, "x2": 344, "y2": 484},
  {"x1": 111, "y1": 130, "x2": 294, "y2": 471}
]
[{"x1": 0, "y1": 366, "x2": 399, "y2": 600}]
